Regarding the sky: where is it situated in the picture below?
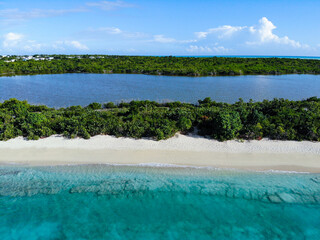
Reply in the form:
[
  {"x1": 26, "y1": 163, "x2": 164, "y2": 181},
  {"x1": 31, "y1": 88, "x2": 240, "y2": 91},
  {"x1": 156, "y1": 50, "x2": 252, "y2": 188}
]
[{"x1": 1, "y1": 0, "x2": 320, "y2": 56}]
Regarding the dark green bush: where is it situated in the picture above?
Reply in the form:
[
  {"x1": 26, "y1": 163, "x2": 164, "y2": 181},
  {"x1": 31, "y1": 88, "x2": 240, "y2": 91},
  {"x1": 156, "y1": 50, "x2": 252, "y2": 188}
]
[
  {"x1": 86, "y1": 102, "x2": 102, "y2": 110},
  {"x1": 104, "y1": 102, "x2": 117, "y2": 108},
  {"x1": 0, "y1": 97, "x2": 319, "y2": 141}
]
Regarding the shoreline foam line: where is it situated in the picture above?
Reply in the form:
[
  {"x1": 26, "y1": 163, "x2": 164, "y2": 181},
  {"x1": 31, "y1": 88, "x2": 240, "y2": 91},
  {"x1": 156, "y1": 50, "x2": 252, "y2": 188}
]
[{"x1": 0, "y1": 162, "x2": 313, "y2": 174}]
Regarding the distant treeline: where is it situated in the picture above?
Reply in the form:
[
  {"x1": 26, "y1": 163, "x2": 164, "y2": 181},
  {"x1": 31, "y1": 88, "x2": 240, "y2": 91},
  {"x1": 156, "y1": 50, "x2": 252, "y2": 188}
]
[
  {"x1": 1, "y1": 97, "x2": 319, "y2": 141},
  {"x1": 1, "y1": 55, "x2": 320, "y2": 76}
]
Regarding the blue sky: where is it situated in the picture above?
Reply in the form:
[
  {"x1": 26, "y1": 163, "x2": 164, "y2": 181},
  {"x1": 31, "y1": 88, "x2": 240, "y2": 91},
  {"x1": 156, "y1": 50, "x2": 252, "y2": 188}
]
[{"x1": 1, "y1": 0, "x2": 320, "y2": 56}]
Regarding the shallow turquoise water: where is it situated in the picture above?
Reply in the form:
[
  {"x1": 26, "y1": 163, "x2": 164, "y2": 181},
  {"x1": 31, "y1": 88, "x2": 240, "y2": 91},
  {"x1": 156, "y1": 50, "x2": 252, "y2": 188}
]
[{"x1": 0, "y1": 165, "x2": 320, "y2": 239}]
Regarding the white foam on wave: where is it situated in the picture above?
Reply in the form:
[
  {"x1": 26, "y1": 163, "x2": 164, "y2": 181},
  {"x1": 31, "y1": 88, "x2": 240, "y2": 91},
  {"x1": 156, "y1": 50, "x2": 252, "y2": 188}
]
[
  {"x1": 261, "y1": 169, "x2": 311, "y2": 174},
  {"x1": 26, "y1": 162, "x2": 313, "y2": 174}
]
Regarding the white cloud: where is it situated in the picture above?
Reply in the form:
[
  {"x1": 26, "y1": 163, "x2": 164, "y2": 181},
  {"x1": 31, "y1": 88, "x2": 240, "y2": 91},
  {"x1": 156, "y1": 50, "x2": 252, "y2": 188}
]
[
  {"x1": 2, "y1": 32, "x2": 44, "y2": 52},
  {"x1": 3, "y1": 32, "x2": 23, "y2": 47},
  {"x1": 0, "y1": 2, "x2": 131, "y2": 25},
  {"x1": 69, "y1": 41, "x2": 89, "y2": 50},
  {"x1": 151, "y1": 35, "x2": 197, "y2": 44},
  {"x1": 196, "y1": 25, "x2": 246, "y2": 39},
  {"x1": 80, "y1": 27, "x2": 148, "y2": 40},
  {"x1": 180, "y1": 39, "x2": 197, "y2": 44},
  {"x1": 53, "y1": 41, "x2": 89, "y2": 51},
  {"x1": 78, "y1": 31, "x2": 196, "y2": 46},
  {"x1": 195, "y1": 17, "x2": 309, "y2": 50},
  {"x1": 246, "y1": 17, "x2": 307, "y2": 48},
  {"x1": 195, "y1": 32, "x2": 208, "y2": 39},
  {"x1": 2, "y1": 33, "x2": 88, "y2": 53},
  {"x1": 0, "y1": 8, "x2": 86, "y2": 25},
  {"x1": 86, "y1": 0, "x2": 133, "y2": 11},
  {"x1": 254, "y1": 17, "x2": 276, "y2": 41},
  {"x1": 23, "y1": 41, "x2": 43, "y2": 52},
  {"x1": 186, "y1": 45, "x2": 230, "y2": 54},
  {"x1": 153, "y1": 35, "x2": 176, "y2": 43},
  {"x1": 99, "y1": 27, "x2": 122, "y2": 35}
]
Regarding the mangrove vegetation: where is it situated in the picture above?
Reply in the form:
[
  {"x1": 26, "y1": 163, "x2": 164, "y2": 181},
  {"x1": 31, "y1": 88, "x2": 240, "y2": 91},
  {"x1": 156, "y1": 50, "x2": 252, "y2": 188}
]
[
  {"x1": 0, "y1": 97, "x2": 319, "y2": 141},
  {"x1": 1, "y1": 55, "x2": 320, "y2": 76}
]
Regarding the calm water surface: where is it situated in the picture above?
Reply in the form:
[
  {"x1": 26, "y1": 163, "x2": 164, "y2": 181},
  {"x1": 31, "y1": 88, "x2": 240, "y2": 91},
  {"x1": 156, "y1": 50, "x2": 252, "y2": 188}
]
[
  {"x1": 1, "y1": 73, "x2": 320, "y2": 107},
  {"x1": 0, "y1": 165, "x2": 320, "y2": 239}
]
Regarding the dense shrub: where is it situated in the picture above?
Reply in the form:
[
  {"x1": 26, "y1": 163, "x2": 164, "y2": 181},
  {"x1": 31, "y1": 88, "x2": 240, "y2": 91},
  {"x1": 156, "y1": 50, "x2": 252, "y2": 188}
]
[
  {"x1": 0, "y1": 97, "x2": 319, "y2": 141},
  {"x1": 212, "y1": 110, "x2": 243, "y2": 141}
]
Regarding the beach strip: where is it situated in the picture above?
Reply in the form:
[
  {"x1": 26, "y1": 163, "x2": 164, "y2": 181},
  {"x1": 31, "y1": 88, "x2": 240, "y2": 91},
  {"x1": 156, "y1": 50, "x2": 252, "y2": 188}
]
[{"x1": 0, "y1": 134, "x2": 320, "y2": 173}]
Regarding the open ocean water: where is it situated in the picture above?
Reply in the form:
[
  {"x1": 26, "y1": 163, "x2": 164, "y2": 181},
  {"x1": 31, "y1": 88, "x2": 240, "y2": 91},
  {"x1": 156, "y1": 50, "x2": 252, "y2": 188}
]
[{"x1": 0, "y1": 165, "x2": 320, "y2": 239}]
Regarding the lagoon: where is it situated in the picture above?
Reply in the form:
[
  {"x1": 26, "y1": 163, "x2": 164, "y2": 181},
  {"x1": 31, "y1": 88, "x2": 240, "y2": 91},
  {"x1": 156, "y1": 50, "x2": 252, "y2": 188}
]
[{"x1": 1, "y1": 73, "x2": 320, "y2": 107}]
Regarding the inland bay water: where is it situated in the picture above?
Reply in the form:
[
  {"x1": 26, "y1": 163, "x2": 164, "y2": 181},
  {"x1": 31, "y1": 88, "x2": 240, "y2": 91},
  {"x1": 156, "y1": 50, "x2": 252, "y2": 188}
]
[{"x1": 1, "y1": 73, "x2": 320, "y2": 107}]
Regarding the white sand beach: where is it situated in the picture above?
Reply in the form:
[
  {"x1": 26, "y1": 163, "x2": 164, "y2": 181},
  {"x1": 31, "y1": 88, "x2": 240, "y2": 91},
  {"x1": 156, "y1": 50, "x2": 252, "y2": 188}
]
[{"x1": 0, "y1": 134, "x2": 320, "y2": 172}]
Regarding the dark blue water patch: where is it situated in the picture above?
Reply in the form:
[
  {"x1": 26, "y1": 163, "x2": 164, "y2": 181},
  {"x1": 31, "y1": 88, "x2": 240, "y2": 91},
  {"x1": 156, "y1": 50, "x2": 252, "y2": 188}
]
[
  {"x1": 0, "y1": 165, "x2": 319, "y2": 239},
  {"x1": 1, "y1": 73, "x2": 320, "y2": 107}
]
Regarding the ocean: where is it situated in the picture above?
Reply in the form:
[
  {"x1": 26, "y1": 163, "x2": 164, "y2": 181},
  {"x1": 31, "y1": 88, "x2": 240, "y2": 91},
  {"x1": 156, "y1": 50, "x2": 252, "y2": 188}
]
[{"x1": 1, "y1": 165, "x2": 319, "y2": 239}]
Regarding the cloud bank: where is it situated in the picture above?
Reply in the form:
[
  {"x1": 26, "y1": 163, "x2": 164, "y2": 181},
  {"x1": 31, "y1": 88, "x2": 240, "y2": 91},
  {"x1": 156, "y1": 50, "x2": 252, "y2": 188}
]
[
  {"x1": 190, "y1": 17, "x2": 310, "y2": 54},
  {"x1": 1, "y1": 32, "x2": 89, "y2": 53},
  {"x1": 246, "y1": 17, "x2": 307, "y2": 48}
]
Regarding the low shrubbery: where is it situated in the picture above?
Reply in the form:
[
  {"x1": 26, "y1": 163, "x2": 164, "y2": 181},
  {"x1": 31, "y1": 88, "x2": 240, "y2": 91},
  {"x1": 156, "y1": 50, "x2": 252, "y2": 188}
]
[{"x1": 0, "y1": 97, "x2": 319, "y2": 141}]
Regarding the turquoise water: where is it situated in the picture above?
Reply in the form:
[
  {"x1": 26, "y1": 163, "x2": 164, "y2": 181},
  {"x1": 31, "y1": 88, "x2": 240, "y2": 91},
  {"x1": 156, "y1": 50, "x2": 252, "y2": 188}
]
[
  {"x1": 1, "y1": 74, "x2": 320, "y2": 107},
  {"x1": 1, "y1": 165, "x2": 320, "y2": 239}
]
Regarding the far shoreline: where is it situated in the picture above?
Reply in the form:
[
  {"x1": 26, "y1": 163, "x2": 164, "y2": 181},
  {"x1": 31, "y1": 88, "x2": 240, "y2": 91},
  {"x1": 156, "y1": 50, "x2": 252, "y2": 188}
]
[
  {"x1": 1, "y1": 72, "x2": 320, "y2": 79},
  {"x1": 1, "y1": 134, "x2": 320, "y2": 173},
  {"x1": 1, "y1": 55, "x2": 320, "y2": 78}
]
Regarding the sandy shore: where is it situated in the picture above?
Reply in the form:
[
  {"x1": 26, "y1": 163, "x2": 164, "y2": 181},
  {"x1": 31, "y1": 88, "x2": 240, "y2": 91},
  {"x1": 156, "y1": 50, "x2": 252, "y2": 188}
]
[{"x1": 0, "y1": 134, "x2": 320, "y2": 172}]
